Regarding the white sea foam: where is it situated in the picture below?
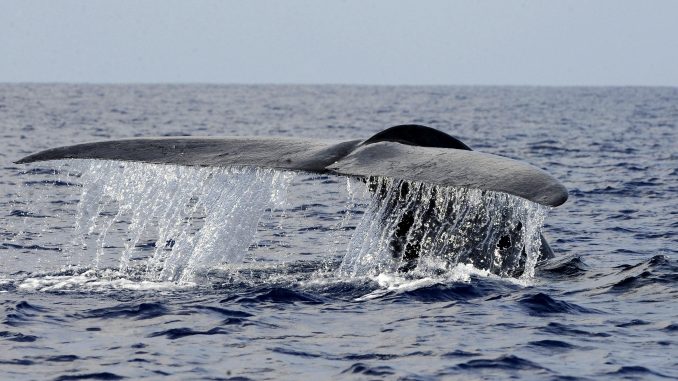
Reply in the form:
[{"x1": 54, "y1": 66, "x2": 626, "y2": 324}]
[
  {"x1": 354, "y1": 263, "x2": 492, "y2": 301},
  {"x1": 15, "y1": 269, "x2": 196, "y2": 292}
]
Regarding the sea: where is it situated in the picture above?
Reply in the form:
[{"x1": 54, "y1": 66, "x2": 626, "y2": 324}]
[{"x1": 0, "y1": 84, "x2": 676, "y2": 380}]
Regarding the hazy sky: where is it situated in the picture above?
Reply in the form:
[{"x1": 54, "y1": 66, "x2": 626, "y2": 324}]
[{"x1": 2, "y1": 0, "x2": 677, "y2": 86}]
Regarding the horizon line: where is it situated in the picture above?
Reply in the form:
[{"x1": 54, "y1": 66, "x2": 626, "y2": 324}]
[{"x1": 1, "y1": 81, "x2": 677, "y2": 89}]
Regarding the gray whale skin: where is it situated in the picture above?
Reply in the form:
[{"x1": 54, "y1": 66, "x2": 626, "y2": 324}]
[{"x1": 16, "y1": 124, "x2": 567, "y2": 207}]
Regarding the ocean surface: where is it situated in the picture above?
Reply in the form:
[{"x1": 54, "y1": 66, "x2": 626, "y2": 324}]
[{"x1": 0, "y1": 84, "x2": 676, "y2": 380}]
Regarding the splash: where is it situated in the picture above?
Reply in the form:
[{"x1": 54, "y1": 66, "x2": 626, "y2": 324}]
[
  {"x1": 68, "y1": 161, "x2": 293, "y2": 283},
  {"x1": 11, "y1": 160, "x2": 549, "y2": 290},
  {"x1": 338, "y1": 177, "x2": 549, "y2": 279}
]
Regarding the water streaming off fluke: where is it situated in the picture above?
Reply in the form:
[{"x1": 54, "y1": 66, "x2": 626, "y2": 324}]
[
  {"x1": 67, "y1": 160, "x2": 293, "y2": 283},
  {"x1": 16, "y1": 160, "x2": 549, "y2": 286},
  {"x1": 340, "y1": 177, "x2": 549, "y2": 279}
]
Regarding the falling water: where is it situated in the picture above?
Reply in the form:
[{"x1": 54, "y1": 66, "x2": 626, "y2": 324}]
[
  {"x1": 67, "y1": 160, "x2": 293, "y2": 283},
  {"x1": 338, "y1": 177, "x2": 549, "y2": 279},
  {"x1": 20, "y1": 160, "x2": 549, "y2": 285}
]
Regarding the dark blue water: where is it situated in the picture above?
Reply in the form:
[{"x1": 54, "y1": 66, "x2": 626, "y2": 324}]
[{"x1": 1, "y1": 84, "x2": 677, "y2": 380}]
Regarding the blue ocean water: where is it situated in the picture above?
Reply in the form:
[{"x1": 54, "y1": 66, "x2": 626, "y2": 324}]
[{"x1": 0, "y1": 84, "x2": 676, "y2": 380}]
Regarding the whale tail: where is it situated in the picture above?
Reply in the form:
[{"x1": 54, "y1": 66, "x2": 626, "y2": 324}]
[{"x1": 15, "y1": 124, "x2": 567, "y2": 207}]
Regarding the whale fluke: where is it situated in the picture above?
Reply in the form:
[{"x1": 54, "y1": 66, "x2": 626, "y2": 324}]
[{"x1": 15, "y1": 125, "x2": 568, "y2": 207}]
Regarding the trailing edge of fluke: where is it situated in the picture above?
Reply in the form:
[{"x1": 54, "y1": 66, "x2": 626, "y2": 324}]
[{"x1": 15, "y1": 124, "x2": 568, "y2": 207}]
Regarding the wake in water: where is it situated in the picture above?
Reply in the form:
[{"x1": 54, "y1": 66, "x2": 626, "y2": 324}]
[{"x1": 10, "y1": 160, "x2": 549, "y2": 291}]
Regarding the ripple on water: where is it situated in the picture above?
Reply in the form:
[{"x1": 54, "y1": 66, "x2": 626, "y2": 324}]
[
  {"x1": 341, "y1": 362, "x2": 396, "y2": 377},
  {"x1": 54, "y1": 372, "x2": 125, "y2": 381},
  {"x1": 148, "y1": 327, "x2": 230, "y2": 340},
  {"x1": 80, "y1": 302, "x2": 169, "y2": 320},
  {"x1": 518, "y1": 293, "x2": 600, "y2": 315},
  {"x1": 0, "y1": 330, "x2": 38, "y2": 342}
]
